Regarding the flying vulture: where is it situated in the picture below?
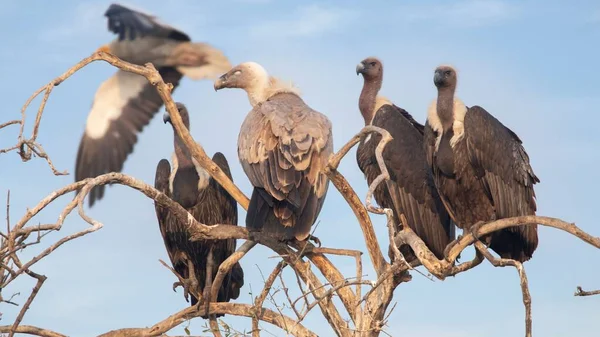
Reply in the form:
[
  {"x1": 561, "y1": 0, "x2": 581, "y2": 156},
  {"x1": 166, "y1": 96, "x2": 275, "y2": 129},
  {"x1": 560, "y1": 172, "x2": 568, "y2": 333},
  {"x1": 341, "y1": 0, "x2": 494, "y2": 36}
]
[
  {"x1": 424, "y1": 65, "x2": 539, "y2": 262},
  {"x1": 355, "y1": 57, "x2": 455, "y2": 262},
  {"x1": 77, "y1": 3, "x2": 232, "y2": 206},
  {"x1": 214, "y1": 62, "x2": 333, "y2": 242},
  {"x1": 154, "y1": 103, "x2": 243, "y2": 316}
]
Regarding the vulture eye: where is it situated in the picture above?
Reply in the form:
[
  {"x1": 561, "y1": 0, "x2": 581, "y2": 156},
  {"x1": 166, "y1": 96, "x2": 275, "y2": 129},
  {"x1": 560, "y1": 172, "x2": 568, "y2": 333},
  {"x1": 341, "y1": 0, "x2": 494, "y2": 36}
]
[
  {"x1": 233, "y1": 70, "x2": 242, "y2": 76},
  {"x1": 445, "y1": 71, "x2": 451, "y2": 76},
  {"x1": 370, "y1": 62, "x2": 377, "y2": 66}
]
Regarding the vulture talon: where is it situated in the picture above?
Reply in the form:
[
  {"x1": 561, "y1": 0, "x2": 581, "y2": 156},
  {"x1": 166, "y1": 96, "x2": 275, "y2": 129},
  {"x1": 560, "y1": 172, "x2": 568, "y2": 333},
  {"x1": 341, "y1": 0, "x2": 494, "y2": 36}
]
[{"x1": 308, "y1": 235, "x2": 322, "y2": 247}]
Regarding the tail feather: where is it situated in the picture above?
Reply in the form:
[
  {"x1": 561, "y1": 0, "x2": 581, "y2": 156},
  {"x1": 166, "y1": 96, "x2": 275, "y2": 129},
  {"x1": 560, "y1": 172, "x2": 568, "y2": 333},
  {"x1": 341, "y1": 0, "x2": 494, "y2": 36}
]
[{"x1": 247, "y1": 188, "x2": 296, "y2": 241}]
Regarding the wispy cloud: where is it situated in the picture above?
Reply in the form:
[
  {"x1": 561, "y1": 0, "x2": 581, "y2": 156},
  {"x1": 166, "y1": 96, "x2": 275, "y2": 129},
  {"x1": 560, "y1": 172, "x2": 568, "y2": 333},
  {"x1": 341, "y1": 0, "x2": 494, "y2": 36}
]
[
  {"x1": 250, "y1": 4, "x2": 358, "y2": 38},
  {"x1": 39, "y1": 2, "x2": 107, "y2": 43},
  {"x1": 398, "y1": 0, "x2": 518, "y2": 27}
]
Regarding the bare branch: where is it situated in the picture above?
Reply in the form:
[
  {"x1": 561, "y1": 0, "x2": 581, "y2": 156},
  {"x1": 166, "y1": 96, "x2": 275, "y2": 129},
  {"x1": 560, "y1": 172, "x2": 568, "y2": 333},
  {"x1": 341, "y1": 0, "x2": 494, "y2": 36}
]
[
  {"x1": 574, "y1": 286, "x2": 600, "y2": 297},
  {"x1": 474, "y1": 241, "x2": 532, "y2": 337},
  {"x1": 98, "y1": 303, "x2": 316, "y2": 337},
  {"x1": 253, "y1": 262, "x2": 287, "y2": 336},
  {"x1": 0, "y1": 325, "x2": 66, "y2": 337}
]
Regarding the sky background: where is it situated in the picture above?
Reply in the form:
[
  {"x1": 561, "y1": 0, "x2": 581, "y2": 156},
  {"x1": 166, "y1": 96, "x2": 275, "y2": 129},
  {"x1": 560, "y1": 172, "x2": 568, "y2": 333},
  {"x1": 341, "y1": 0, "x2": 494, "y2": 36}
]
[{"x1": 1, "y1": 0, "x2": 599, "y2": 336}]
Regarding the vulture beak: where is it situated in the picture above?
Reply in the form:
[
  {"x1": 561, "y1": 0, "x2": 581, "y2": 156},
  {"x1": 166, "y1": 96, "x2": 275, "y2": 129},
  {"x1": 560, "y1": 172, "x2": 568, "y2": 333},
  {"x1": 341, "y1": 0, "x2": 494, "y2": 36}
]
[
  {"x1": 433, "y1": 70, "x2": 444, "y2": 87},
  {"x1": 96, "y1": 44, "x2": 112, "y2": 54},
  {"x1": 214, "y1": 74, "x2": 228, "y2": 91},
  {"x1": 162, "y1": 112, "x2": 171, "y2": 124},
  {"x1": 356, "y1": 62, "x2": 365, "y2": 75}
]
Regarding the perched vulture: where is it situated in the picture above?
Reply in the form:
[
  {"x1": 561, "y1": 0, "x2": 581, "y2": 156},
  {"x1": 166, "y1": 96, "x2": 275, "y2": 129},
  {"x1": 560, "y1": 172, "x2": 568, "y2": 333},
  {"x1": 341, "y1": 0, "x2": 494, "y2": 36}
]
[
  {"x1": 77, "y1": 3, "x2": 231, "y2": 206},
  {"x1": 214, "y1": 62, "x2": 333, "y2": 242},
  {"x1": 355, "y1": 57, "x2": 455, "y2": 262},
  {"x1": 424, "y1": 65, "x2": 539, "y2": 262},
  {"x1": 154, "y1": 103, "x2": 243, "y2": 317}
]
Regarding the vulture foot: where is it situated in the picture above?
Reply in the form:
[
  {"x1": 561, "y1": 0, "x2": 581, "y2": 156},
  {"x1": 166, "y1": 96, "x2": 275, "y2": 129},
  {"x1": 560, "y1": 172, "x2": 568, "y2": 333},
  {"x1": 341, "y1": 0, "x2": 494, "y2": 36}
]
[
  {"x1": 307, "y1": 234, "x2": 322, "y2": 247},
  {"x1": 469, "y1": 221, "x2": 487, "y2": 241}
]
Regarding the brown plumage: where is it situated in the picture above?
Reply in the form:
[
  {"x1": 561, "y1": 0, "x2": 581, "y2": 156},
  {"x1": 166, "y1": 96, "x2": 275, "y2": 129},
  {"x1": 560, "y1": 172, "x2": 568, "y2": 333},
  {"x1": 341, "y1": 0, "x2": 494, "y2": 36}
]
[
  {"x1": 214, "y1": 62, "x2": 333, "y2": 242},
  {"x1": 424, "y1": 65, "x2": 539, "y2": 262},
  {"x1": 77, "y1": 3, "x2": 232, "y2": 207},
  {"x1": 154, "y1": 103, "x2": 243, "y2": 317},
  {"x1": 356, "y1": 57, "x2": 454, "y2": 262}
]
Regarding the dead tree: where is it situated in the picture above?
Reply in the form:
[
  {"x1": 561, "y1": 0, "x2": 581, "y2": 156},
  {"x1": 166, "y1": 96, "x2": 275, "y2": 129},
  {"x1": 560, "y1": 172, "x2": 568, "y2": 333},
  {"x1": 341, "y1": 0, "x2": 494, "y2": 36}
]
[{"x1": 0, "y1": 52, "x2": 598, "y2": 337}]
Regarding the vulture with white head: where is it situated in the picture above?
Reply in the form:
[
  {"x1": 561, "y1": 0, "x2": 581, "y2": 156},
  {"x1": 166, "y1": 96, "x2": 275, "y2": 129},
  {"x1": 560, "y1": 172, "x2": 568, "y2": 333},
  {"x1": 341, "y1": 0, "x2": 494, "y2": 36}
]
[
  {"x1": 424, "y1": 65, "x2": 539, "y2": 261},
  {"x1": 214, "y1": 62, "x2": 333, "y2": 242},
  {"x1": 77, "y1": 3, "x2": 231, "y2": 206},
  {"x1": 154, "y1": 103, "x2": 243, "y2": 317},
  {"x1": 356, "y1": 57, "x2": 455, "y2": 262}
]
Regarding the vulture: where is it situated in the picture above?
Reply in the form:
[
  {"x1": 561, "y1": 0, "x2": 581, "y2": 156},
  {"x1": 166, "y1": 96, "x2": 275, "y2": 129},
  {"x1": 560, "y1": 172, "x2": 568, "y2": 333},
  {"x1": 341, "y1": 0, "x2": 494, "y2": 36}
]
[
  {"x1": 424, "y1": 65, "x2": 539, "y2": 262},
  {"x1": 77, "y1": 3, "x2": 232, "y2": 206},
  {"x1": 154, "y1": 102, "x2": 243, "y2": 317},
  {"x1": 214, "y1": 62, "x2": 333, "y2": 242},
  {"x1": 355, "y1": 57, "x2": 455, "y2": 262}
]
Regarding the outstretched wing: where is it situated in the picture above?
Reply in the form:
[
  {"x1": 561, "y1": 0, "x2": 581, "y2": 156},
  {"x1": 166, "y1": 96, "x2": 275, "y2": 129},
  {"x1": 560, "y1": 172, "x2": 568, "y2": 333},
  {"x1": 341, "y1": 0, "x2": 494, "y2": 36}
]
[
  {"x1": 75, "y1": 67, "x2": 183, "y2": 207},
  {"x1": 239, "y1": 93, "x2": 333, "y2": 240},
  {"x1": 104, "y1": 3, "x2": 190, "y2": 41}
]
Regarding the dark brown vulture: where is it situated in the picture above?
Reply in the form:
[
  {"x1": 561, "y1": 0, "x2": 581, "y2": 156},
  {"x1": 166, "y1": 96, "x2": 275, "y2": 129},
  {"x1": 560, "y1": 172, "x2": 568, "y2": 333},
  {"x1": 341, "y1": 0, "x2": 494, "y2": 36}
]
[
  {"x1": 355, "y1": 57, "x2": 455, "y2": 262},
  {"x1": 424, "y1": 65, "x2": 539, "y2": 262},
  {"x1": 214, "y1": 62, "x2": 333, "y2": 242},
  {"x1": 154, "y1": 103, "x2": 243, "y2": 317},
  {"x1": 77, "y1": 3, "x2": 231, "y2": 207}
]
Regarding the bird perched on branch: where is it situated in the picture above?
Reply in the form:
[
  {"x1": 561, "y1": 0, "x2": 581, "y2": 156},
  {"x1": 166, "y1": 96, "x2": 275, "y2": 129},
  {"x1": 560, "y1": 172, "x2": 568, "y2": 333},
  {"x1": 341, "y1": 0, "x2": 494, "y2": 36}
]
[
  {"x1": 424, "y1": 65, "x2": 539, "y2": 262},
  {"x1": 214, "y1": 62, "x2": 333, "y2": 243},
  {"x1": 76, "y1": 3, "x2": 231, "y2": 207},
  {"x1": 355, "y1": 57, "x2": 455, "y2": 263},
  {"x1": 154, "y1": 103, "x2": 243, "y2": 317}
]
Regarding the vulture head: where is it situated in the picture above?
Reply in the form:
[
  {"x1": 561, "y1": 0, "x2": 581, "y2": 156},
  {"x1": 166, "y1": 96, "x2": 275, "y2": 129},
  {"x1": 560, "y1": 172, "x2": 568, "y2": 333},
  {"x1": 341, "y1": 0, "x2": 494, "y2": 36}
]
[
  {"x1": 214, "y1": 62, "x2": 299, "y2": 107},
  {"x1": 163, "y1": 102, "x2": 190, "y2": 129},
  {"x1": 434, "y1": 65, "x2": 458, "y2": 89},
  {"x1": 356, "y1": 57, "x2": 383, "y2": 81},
  {"x1": 213, "y1": 62, "x2": 268, "y2": 91}
]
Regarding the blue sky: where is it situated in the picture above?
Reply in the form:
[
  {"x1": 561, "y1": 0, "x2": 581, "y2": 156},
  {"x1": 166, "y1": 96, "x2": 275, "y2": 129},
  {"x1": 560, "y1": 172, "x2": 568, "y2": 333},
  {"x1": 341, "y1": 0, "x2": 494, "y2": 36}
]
[{"x1": 1, "y1": 0, "x2": 599, "y2": 336}]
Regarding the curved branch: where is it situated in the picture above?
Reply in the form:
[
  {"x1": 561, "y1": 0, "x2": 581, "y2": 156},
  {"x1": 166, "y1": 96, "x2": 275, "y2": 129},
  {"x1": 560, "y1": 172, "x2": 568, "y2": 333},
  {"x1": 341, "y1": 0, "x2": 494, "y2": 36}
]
[
  {"x1": 97, "y1": 303, "x2": 317, "y2": 337},
  {"x1": 0, "y1": 325, "x2": 66, "y2": 337}
]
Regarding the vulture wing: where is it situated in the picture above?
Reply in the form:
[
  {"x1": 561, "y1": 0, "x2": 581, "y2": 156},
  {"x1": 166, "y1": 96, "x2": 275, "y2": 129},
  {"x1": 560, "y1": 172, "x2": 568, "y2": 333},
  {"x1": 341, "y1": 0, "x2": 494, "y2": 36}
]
[
  {"x1": 154, "y1": 158, "x2": 177, "y2": 263},
  {"x1": 464, "y1": 106, "x2": 539, "y2": 256},
  {"x1": 360, "y1": 105, "x2": 454, "y2": 259},
  {"x1": 104, "y1": 3, "x2": 190, "y2": 41},
  {"x1": 239, "y1": 93, "x2": 333, "y2": 241},
  {"x1": 75, "y1": 67, "x2": 183, "y2": 206},
  {"x1": 206, "y1": 152, "x2": 244, "y2": 301}
]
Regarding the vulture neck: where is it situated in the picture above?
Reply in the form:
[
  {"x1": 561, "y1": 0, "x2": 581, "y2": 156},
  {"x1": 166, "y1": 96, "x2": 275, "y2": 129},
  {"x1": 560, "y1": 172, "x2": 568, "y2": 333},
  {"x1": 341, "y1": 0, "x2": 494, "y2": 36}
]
[
  {"x1": 245, "y1": 75, "x2": 299, "y2": 107},
  {"x1": 436, "y1": 85, "x2": 456, "y2": 131},
  {"x1": 359, "y1": 76, "x2": 383, "y2": 125},
  {"x1": 173, "y1": 133, "x2": 194, "y2": 168}
]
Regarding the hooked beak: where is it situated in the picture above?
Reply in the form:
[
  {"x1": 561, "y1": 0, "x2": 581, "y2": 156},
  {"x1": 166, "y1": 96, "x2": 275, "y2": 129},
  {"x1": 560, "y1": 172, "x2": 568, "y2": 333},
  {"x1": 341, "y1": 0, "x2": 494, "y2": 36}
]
[
  {"x1": 214, "y1": 74, "x2": 228, "y2": 91},
  {"x1": 356, "y1": 62, "x2": 365, "y2": 75},
  {"x1": 433, "y1": 70, "x2": 444, "y2": 87},
  {"x1": 162, "y1": 112, "x2": 171, "y2": 124}
]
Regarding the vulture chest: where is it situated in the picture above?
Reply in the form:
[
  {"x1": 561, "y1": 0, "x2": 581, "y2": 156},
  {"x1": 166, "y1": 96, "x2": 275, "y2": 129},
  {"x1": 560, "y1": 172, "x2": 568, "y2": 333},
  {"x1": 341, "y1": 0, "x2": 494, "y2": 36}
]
[{"x1": 434, "y1": 136, "x2": 495, "y2": 229}]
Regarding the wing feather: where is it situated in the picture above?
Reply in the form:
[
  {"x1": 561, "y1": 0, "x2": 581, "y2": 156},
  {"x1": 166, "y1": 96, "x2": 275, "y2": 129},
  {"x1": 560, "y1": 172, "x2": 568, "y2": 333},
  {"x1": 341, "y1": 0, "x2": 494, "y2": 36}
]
[
  {"x1": 464, "y1": 106, "x2": 539, "y2": 248},
  {"x1": 239, "y1": 93, "x2": 333, "y2": 240}
]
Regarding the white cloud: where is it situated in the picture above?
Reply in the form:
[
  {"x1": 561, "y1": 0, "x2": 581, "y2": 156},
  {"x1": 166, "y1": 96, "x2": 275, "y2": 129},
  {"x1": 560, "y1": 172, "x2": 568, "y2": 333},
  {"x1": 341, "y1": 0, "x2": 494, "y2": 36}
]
[
  {"x1": 250, "y1": 4, "x2": 358, "y2": 38},
  {"x1": 398, "y1": 0, "x2": 518, "y2": 27}
]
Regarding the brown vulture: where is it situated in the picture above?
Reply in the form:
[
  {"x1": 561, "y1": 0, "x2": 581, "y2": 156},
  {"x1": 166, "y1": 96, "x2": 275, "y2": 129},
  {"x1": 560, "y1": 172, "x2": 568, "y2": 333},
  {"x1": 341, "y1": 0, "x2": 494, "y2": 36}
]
[
  {"x1": 214, "y1": 62, "x2": 333, "y2": 242},
  {"x1": 77, "y1": 3, "x2": 231, "y2": 206},
  {"x1": 154, "y1": 103, "x2": 243, "y2": 317},
  {"x1": 355, "y1": 57, "x2": 455, "y2": 262},
  {"x1": 424, "y1": 65, "x2": 539, "y2": 262}
]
